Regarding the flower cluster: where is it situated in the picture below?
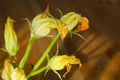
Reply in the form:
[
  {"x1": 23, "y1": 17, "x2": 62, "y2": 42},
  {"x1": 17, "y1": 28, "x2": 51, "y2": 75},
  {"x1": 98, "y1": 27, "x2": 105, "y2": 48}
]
[
  {"x1": 1, "y1": 6, "x2": 89, "y2": 80},
  {"x1": 30, "y1": 7, "x2": 89, "y2": 40}
]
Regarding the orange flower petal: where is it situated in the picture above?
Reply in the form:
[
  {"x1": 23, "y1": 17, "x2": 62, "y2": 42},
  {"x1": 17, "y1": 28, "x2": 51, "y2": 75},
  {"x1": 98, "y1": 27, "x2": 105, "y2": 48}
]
[
  {"x1": 74, "y1": 17, "x2": 89, "y2": 32},
  {"x1": 60, "y1": 27, "x2": 68, "y2": 40}
]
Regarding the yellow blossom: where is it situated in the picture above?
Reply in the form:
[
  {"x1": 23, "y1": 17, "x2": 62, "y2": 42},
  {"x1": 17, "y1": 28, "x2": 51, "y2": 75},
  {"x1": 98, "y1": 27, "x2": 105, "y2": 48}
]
[
  {"x1": 60, "y1": 12, "x2": 89, "y2": 32},
  {"x1": 2, "y1": 59, "x2": 14, "y2": 80},
  {"x1": 59, "y1": 12, "x2": 89, "y2": 40},
  {"x1": 2, "y1": 59, "x2": 27, "y2": 80},
  {"x1": 46, "y1": 55, "x2": 81, "y2": 79},
  {"x1": 11, "y1": 68, "x2": 27, "y2": 80}
]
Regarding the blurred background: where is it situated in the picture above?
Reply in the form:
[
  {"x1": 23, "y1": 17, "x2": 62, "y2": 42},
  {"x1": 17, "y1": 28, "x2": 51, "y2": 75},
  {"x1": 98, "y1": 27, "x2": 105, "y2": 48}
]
[{"x1": 0, "y1": 0, "x2": 120, "y2": 80}]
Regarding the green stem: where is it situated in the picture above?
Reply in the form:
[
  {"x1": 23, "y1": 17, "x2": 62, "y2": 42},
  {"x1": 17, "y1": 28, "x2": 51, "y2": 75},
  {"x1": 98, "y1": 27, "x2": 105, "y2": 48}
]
[
  {"x1": 27, "y1": 66, "x2": 48, "y2": 79},
  {"x1": 29, "y1": 33, "x2": 60, "y2": 73},
  {"x1": 18, "y1": 36, "x2": 36, "y2": 69}
]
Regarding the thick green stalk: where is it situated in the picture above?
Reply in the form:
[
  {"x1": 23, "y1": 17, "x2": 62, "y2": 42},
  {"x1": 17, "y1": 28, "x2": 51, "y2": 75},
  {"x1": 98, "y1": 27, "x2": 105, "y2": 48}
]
[
  {"x1": 29, "y1": 33, "x2": 60, "y2": 73},
  {"x1": 18, "y1": 36, "x2": 36, "y2": 69},
  {"x1": 27, "y1": 66, "x2": 48, "y2": 79}
]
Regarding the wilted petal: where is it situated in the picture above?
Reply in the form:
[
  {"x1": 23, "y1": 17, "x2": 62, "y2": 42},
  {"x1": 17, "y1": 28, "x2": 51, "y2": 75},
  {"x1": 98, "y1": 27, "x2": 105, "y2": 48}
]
[{"x1": 74, "y1": 17, "x2": 89, "y2": 32}]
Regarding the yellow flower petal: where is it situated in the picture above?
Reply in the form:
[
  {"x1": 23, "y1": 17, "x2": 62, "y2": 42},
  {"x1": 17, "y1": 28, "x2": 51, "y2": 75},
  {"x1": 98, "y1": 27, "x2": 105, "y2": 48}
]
[
  {"x1": 47, "y1": 55, "x2": 81, "y2": 77},
  {"x1": 2, "y1": 59, "x2": 14, "y2": 80},
  {"x1": 11, "y1": 68, "x2": 27, "y2": 80}
]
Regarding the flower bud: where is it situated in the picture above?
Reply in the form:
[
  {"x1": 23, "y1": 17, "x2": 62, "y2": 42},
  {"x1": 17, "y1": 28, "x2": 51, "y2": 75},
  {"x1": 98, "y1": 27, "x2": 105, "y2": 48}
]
[
  {"x1": 4, "y1": 17, "x2": 19, "y2": 56},
  {"x1": 60, "y1": 12, "x2": 89, "y2": 31},
  {"x1": 31, "y1": 18, "x2": 57, "y2": 38},
  {"x1": 30, "y1": 6, "x2": 58, "y2": 38}
]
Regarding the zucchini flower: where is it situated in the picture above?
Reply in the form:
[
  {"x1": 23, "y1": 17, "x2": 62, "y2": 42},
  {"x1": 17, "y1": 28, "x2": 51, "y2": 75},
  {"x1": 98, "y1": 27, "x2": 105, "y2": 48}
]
[
  {"x1": 60, "y1": 12, "x2": 89, "y2": 31},
  {"x1": 2, "y1": 59, "x2": 27, "y2": 80},
  {"x1": 4, "y1": 17, "x2": 19, "y2": 56},
  {"x1": 11, "y1": 68, "x2": 27, "y2": 80},
  {"x1": 19, "y1": 17, "x2": 58, "y2": 69},
  {"x1": 2, "y1": 59, "x2": 14, "y2": 80},
  {"x1": 18, "y1": 7, "x2": 58, "y2": 69},
  {"x1": 31, "y1": 17, "x2": 57, "y2": 38},
  {"x1": 30, "y1": 6, "x2": 56, "y2": 38},
  {"x1": 46, "y1": 55, "x2": 81, "y2": 80},
  {"x1": 59, "y1": 12, "x2": 89, "y2": 40}
]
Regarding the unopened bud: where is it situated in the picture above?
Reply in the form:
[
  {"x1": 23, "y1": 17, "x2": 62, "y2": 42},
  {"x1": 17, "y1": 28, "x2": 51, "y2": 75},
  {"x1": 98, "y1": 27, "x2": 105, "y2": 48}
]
[
  {"x1": 31, "y1": 18, "x2": 56, "y2": 38},
  {"x1": 4, "y1": 17, "x2": 19, "y2": 56}
]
